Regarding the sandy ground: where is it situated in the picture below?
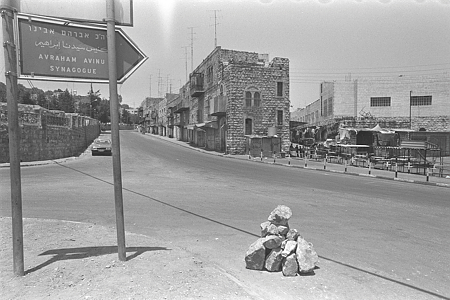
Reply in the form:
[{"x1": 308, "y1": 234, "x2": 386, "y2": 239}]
[{"x1": 0, "y1": 217, "x2": 255, "y2": 300}]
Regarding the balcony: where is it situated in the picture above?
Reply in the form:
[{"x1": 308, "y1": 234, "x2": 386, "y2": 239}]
[
  {"x1": 190, "y1": 72, "x2": 204, "y2": 97},
  {"x1": 173, "y1": 101, "x2": 189, "y2": 114},
  {"x1": 167, "y1": 114, "x2": 174, "y2": 127},
  {"x1": 211, "y1": 95, "x2": 227, "y2": 116}
]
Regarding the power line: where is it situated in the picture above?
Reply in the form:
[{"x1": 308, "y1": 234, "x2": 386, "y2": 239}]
[
  {"x1": 290, "y1": 68, "x2": 450, "y2": 76},
  {"x1": 290, "y1": 62, "x2": 450, "y2": 72}
]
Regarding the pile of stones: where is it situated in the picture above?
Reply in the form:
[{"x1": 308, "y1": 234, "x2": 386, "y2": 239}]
[{"x1": 244, "y1": 205, "x2": 319, "y2": 276}]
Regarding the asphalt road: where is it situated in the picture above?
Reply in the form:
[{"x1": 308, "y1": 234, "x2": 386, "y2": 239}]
[{"x1": 1, "y1": 130, "x2": 449, "y2": 300}]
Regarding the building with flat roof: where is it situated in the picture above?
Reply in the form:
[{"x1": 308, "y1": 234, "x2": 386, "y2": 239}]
[
  {"x1": 291, "y1": 73, "x2": 450, "y2": 142},
  {"x1": 169, "y1": 46, "x2": 290, "y2": 154}
]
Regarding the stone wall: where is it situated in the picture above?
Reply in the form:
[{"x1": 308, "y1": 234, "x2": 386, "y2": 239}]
[
  {"x1": 0, "y1": 104, "x2": 100, "y2": 163},
  {"x1": 225, "y1": 56, "x2": 290, "y2": 154}
]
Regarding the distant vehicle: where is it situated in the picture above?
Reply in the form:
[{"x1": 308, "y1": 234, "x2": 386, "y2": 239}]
[{"x1": 91, "y1": 139, "x2": 112, "y2": 156}]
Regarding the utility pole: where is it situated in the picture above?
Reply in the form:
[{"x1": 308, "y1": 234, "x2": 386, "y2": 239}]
[
  {"x1": 409, "y1": 90, "x2": 412, "y2": 130},
  {"x1": 209, "y1": 10, "x2": 221, "y2": 48},
  {"x1": 157, "y1": 69, "x2": 162, "y2": 97},
  {"x1": 149, "y1": 74, "x2": 152, "y2": 97},
  {"x1": 166, "y1": 75, "x2": 169, "y2": 94},
  {"x1": 182, "y1": 46, "x2": 188, "y2": 82},
  {"x1": 188, "y1": 27, "x2": 195, "y2": 72},
  {"x1": 106, "y1": 0, "x2": 126, "y2": 262},
  {"x1": 90, "y1": 83, "x2": 94, "y2": 118},
  {"x1": 1, "y1": 0, "x2": 24, "y2": 277}
]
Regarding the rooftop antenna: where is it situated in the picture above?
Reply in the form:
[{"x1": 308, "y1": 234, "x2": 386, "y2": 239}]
[
  {"x1": 209, "y1": 10, "x2": 221, "y2": 48},
  {"x1": 182, "y1": 46, "x2": 188, "y2": 82},
  {"x1": 188, "y1": 27, "x2": 196, "y2": 72}
]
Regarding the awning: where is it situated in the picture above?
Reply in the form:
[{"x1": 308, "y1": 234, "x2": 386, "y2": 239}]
[
  {"x1": 196, "y1": 121, "x2": 218, "y2": 129},
  {"x1": 186, "y1": 124, "x2": 195, "y2": 130}
]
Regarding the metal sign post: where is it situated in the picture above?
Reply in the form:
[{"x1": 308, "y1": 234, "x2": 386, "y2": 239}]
[
  {"x1": 1, "y1": 0, "x2": 24, "y2": 276},
  {"x1": 106, "y1": 0, "x2": 126, "y2": 262}
]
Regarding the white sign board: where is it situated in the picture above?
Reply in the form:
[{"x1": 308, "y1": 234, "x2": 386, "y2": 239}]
[{"x1": 19, "y1": 0, "x2": 133, "y2": 26}]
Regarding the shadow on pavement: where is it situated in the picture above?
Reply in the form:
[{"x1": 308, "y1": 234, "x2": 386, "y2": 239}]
[{"x1": 25, "y1": 246, "x2": 170, "y2": 275}]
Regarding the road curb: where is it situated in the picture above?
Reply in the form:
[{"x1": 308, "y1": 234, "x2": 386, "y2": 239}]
[
  {"x1": 158, "y1": 135, "x2": 450, "y2": 188},
  {"x1": 226, "y1": 154, "x2": 450, "y2": 188}
]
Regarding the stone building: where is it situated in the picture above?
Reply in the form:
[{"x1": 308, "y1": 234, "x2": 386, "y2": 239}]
[
  {"x1": 291, "y1": 73, "x2": 450, "y2": 141},
  {"x1": 139, "y1": 97, "x2": 163, "y2": 133},
  {"x1": 169, "y1": 46, "x2": 290, "y2": 154}
]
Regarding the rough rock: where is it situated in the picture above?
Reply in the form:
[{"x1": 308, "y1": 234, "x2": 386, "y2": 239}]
[
  {"x1": 264, "y1": 248, "x2": 283, "y2": 272},
  {"x1": 281, "y1": 239, "x2": 288, "y2": 249},
  {"x1": 245, "y1": 238, "x2": 266, "y2": 270},
  {"x1": 268, "y1": 205, "x2": 292, "y2": 226},
  {"x1": 286, "y1": 229, "x2": 299, "y2": 241},
  {"x1": 277, "y1": 225, "x2": 289, "y2": 236},
  {"x1": 282, "y1": 253, "x2": 298, "y2": 277},
  {"x1": 296, "y1": 237, "x2": 319, "y2": 274},
  {"x1": 281, "y1": 240, "x2": 297, "y2": 257},
  {"x1": 263, "y1": 235, "x2": 283, "y2": 249},
  {"x1": 260, "y1": 221, "x2": 279, "y2": 237}
]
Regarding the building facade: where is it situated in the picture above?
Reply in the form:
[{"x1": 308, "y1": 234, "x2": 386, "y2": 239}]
[
  {"x1": 139, "y1": 97, "x2": 163, "y2": 133},
  {"x1": 167, "y1": 47, "x2": 290, "y2": 154},
  {"x1": 291, "y1": 73, "x2": 450, "y2": 140}
]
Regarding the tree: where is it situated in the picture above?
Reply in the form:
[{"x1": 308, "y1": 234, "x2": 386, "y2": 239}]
[
  {"x1": 59, "y1": 89, "x2": 75, "y2": 113},
  {"x1": 121, "y1": 109, "x2": 130, "y2": 124},
  {"x1": 48, "y1": 94, "x2": 60, "y2": 110},
  {"x1": 0, "y1": 82, "x2": 6, "y2": 103},
  {"x1": 96, "y1": 99, "x2": 110, "y2": 123},
  {"x1": 22, "y1": 91, "x2": 35, "y2": 105},
  {"x1": 17, "y1": 83, "x2": 28, "y2": 104},
  {"x1": 87, "y1": 85, "x2": 101, "y2": 118},
  {"x1": 36, "y1": 93, "x2": 47, "y2": 108}
]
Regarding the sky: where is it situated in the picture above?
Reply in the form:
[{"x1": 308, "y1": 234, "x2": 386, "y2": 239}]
[{"x1": 1, "y1": 0, "x2": 449, "y2": 111}]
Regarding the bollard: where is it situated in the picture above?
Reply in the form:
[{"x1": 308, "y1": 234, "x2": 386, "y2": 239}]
[
  {"x1": 273, "y1": 152, "x2": 276, "y2": 163},
  {"x1": 395, "y1": 163, "x2": 398, "y2": 178},
  {"x1": 261, "y1": 150, "x2": 263, "y2": 161},
  {"x1": 248, "y1": 151, "x2": 251, "y2": 160},
  {"x1": 304, "y1": 154, "x2": 307, "y2": 168},
  {"x1": 407, "y1": 162, "x2": 411, "y2": 174},
  {"x1": 368, "y1": 162, "x2": 371, "y2": 175},
  {"x1": 344, "y1": 159, "x2": 347, "y2": 172},
  {"x1": 323, "y1": 156, "x2": 326, "y2": 170},
  {"x1": 426, "y1": 168, "x2": 430, "y2": 182}
]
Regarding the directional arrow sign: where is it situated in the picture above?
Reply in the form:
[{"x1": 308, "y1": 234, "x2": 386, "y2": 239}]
[{"x1": 17, "y1": 14, "x2": 147, "y2": 84}]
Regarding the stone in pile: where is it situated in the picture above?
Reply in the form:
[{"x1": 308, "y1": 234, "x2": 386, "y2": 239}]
[{"x1": 244, "y1": 205, "x2": 319, "y2": 276}]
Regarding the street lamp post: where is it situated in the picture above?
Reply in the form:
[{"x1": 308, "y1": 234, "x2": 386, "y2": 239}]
[{"x1": 409, "y1": 91, "x2": 412, "y2": 130}]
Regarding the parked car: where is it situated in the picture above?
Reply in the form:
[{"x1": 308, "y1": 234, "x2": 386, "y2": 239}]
[{"x1": 91, "y1": 139, "x2": 112, "y2": 156}]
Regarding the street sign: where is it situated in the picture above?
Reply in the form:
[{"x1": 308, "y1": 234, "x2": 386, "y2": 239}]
[
  {"x1": 16, "y1": 14, "x2": 147, "y2": 83},
  {"x1": 18, "y1": 0, "x2": 133, "y2": 26}
]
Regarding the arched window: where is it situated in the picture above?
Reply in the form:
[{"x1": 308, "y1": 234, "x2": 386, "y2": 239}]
[
  {"x1": 244, "y1": 87, "x2": 262, "y2": 107},
  {"x1": 254, "y1": 92, "x2": 261, "y2": 107},
  {"x1": 245, "y1": 91, "x2": 252, "y2": 107}
]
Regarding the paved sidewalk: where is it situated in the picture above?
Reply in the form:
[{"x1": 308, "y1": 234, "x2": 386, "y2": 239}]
[{"x1": 147, "y1": 133, "x2": 450, "y2": 189}]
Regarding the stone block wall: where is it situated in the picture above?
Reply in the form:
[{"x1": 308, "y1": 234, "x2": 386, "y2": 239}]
[
  {"x1": 0, "y1": 104, "x2": 100, "y2": 163},
  {"x1": 225, "y1": 56, "x2": 290, "y2": 154}
]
